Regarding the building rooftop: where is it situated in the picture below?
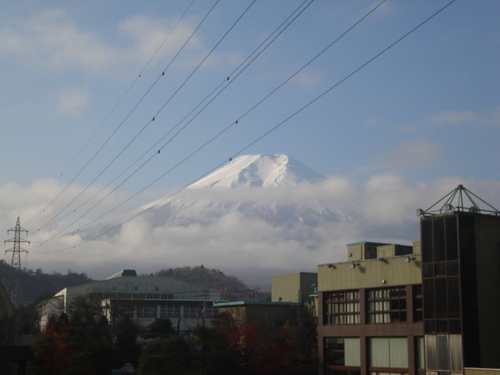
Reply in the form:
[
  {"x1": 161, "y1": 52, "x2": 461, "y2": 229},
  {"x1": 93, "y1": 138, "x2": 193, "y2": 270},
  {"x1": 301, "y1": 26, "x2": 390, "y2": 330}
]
[
  {"x1": 346, "y1": 241, "x2": 390, "y2": 247},
  {"x1": 214, "y1": 301, "x2": 300, "y2": 307},
  {"x1": 105, "y1": 269, "x2": 138, "y2": 279}
]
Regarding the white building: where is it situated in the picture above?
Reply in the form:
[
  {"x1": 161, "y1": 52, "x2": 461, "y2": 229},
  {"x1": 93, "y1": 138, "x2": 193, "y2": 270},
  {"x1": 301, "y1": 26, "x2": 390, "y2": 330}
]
[{"x1": 38, "y1": 270, "x2": 220, "y2": 333}]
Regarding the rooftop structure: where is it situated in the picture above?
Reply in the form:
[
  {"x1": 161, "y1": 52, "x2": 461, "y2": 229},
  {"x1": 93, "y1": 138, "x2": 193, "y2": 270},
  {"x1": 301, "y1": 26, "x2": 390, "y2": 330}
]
[{"x1": 317, "y1": 186, "x2": 500, "y2": 375}]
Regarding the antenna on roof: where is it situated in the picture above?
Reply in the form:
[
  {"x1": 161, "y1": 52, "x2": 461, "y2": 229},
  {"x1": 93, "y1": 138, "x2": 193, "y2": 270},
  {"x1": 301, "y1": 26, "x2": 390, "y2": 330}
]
[{"x1": 416, "y1": 185, "x2": 500, "y2": 217}]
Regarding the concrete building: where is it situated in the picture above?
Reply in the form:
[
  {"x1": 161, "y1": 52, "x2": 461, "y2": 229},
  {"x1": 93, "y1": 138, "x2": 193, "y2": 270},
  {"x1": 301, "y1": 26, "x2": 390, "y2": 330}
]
[
  {"x1": 214, "y1": 272, "x2": 316, "y2": 333},
  {"x1": 317, "y1": 185, "x2": 500, "y2": 375},
  {"x1": 214, "y1": 301, "x2": 299, "y2": 332},
  {"x1": 317, "y1": 241, "x2": 423, "y2": 375},
  {"x1": 38, "y1": 269, "x2": 221, "y2": 333},
  {"x1": 271, "y1": 272, "x2": 317, "y2": 303}
]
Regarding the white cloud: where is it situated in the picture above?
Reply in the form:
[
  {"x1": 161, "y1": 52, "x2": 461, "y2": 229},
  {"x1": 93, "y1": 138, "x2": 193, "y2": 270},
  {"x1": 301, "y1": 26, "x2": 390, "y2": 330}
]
[
  {"x1": 383, "y1": 138, "x2": 447, "y2": 171},
  {"x1": 0, "y1": 9, "x2": 200, "y2": 73},
  {"x1": 54, "y1": 87, "x2": 89, "y2": 116},
  {"x1": 0, "y1": 9, "x2": 118, "y2": 71},
  {"x1": 359, "y1": 138, "x2": 447, "y2": 174},
  {"x1": 291, "y1": 68, "x2": 325, "y2": 89},
  {"x1": 430, "y1": 110, "x2": 477, "y2": 124},
  {"x1": 3, "y1": 175, "x2": 499, "y2": 288}
]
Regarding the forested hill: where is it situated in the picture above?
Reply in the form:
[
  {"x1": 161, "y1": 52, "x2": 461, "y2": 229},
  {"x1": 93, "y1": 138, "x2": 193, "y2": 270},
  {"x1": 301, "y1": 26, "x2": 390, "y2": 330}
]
[
  {"x1": 0, "y1": 262, "x2": 259, "y2": 305},
  {"x1": 0, "y1": 260, "x2": 92, "y2": 305},
  {"x1": 153, "y1": 265, "x2": 247, "y2": 292}
]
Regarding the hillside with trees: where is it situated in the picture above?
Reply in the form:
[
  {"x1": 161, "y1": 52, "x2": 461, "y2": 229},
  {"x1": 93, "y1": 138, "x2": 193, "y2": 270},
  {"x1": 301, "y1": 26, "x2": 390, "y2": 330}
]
[
  {"x1": 0, "y1": 260, "x2": 92, "y2": 305},
  {"x1": 0, "y1": 261, "x2": 259, "y2": 305},
  {"x1": 153, "y1": 265, "x2": 267, "y2": 301}
]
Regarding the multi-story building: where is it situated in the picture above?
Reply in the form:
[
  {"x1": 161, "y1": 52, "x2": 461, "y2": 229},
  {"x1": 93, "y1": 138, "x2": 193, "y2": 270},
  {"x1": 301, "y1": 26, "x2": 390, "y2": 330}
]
[
  {"x1": 38, "y1": 269, "x2": 220, "y2": 333},
  {"x1": 419, "y1": 186, "x2": 500, "y2": 373},
  {"x1": 317, "y1": 241, "x2": 423, "y2": 375},
  {"x1": 317, "y1": 185, "x2": 500, "y2": 375}
]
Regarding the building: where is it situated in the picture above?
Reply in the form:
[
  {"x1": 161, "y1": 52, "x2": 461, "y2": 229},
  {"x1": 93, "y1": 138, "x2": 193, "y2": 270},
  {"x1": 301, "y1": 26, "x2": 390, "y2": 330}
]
[
  {"x1": 214, "y1": 272, "x2": 315, "y2": 333},
  {"x1": 316, "y1": 185, "x2": 500, "y2": 375},
  {"x1": 271, "y1": 272, "x2": 317, "y2": 303},
  {"x1": 317, "y1": 241, "x2": 423, "y2": 375},
  {"x1": 418, "y1": 186, "x2": 500, "y2": 372},
  {"x1": 38, "y1": 269, "x2": 221, "y2": 333},
  {"x1": 214, "y1": 301, "x2": 299, "y2": 332}
]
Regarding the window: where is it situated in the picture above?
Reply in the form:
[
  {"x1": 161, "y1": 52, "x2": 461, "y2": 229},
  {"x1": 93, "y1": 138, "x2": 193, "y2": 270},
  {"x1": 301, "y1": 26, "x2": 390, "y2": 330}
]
[
  {"x1": 367, "y1": 287, "x2": 407, "y2": 323},
  {"x1": 324, "y1": 290, "x2": 360, "y2": 325},
  {"x1": 365, "y1": 246, "x2": 377, "y2": 259},
  {"x1": 325, "y1": 337, "x2": 360, "y2": 366},
  {"x1": 425, "y1": 334, "x2": 463, "y2": 372},
  {"x1": 413, "y1": 285, "x2": 423, "y2": 322},
  {"x1": 369, "y1": 337, "x2": 408, "y2": 368}
]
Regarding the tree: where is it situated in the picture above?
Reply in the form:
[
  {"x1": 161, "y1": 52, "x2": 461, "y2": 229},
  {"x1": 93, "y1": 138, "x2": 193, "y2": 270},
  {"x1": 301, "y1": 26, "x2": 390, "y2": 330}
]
[
  {"x1": 114, "y1": 315, "x2": 141, "y2": 367},
  {"x1": 36, "y1": 295, "x2": 122, "y2": 375},
  {"x1": 137, "y1": 336, "x2": 195, "y2": 375},
  {"x1": 144, "y1": 318, "x2": 175, "y2": 339}
]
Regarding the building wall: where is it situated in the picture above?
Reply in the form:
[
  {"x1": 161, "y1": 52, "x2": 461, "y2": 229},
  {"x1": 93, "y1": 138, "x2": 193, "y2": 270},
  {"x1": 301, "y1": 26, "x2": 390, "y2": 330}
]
[
  {"x1": 473, "y1": 214, "x2": 500, "y2": 368},
  {"x1": 271, "y1": 272, "x2": 317, "y2": 303},
  {"x1": 420, "y1": 212, "x2": 500, "y2": 372},
  {"x1": 317, "y1": 246, "x2": 423, "y2": 375},
  {"x1": 217, "y1": 303, "x2": 298, "y2": 332},
  {"x1": 319, "y1": 254, "x2": 422, "y2": 291}
]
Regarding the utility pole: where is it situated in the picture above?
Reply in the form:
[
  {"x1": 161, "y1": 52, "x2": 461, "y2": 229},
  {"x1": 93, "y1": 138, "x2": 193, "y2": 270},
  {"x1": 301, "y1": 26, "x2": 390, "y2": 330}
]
[{"x1": 5, "y1": 217, "x2": 30, "y2": 304}]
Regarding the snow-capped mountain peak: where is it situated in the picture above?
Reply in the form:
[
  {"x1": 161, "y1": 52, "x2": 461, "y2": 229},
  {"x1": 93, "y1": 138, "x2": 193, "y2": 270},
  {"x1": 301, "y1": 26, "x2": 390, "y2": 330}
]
[{"x1": 188, "y1": 154, "x2": 324, "y2": 189}]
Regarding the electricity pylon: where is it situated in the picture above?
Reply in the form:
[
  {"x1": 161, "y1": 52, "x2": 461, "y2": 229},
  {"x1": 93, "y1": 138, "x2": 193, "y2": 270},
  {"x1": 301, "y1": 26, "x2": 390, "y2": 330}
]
[{"x1": 4, "y1": 217, "x2": 30, "y2": 304}]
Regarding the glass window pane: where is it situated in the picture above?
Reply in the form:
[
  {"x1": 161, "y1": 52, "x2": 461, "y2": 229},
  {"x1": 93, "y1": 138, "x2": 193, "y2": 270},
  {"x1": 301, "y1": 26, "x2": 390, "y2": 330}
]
[
  {"x1": 447, "y1": 277, "x2": 460, "y2": 319},
  {"x1": 345, "y1": 338, "x2": 360, "y2": 366},
  {"x1": 445, "y1": 215, "x2": 458, "y2": 260},
  {"x1": 416, "y1": 337, "x2": 425, "y2": 369},
  {"x1": 389, "y1": 338, "x2": 408, "y2": 368},
  {"x1": 449, "y1": 335, "x2": 463, "y2": 372},
  {"x1": 433, "y1": 218, "x2": 445, "y2": 261},
  {"x1": 426, "y1": 335, "x2": 437, "y2": 370},
  {"x1": 370, "y1": 338, "x2": 390, "y2": 367},
  {"x1": 437, "y1": 335, "x2": 450, "y2": 370},
  {"x1": 421, "y1": 220, "x2": 433, "y2": 263}
]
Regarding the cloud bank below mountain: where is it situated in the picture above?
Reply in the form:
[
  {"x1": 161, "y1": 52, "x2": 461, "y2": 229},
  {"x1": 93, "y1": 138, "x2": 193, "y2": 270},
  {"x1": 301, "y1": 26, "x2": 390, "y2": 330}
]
[{"x1": 1, "y1": 155, "x2": 499, "y2": 288}]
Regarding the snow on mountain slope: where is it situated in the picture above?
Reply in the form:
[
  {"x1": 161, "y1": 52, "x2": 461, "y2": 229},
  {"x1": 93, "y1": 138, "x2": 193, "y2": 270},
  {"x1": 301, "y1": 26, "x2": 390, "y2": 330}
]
[
  {"x1": 82, "y1": 154, "x2": 355, "y2": 257},
  {"x1": 134, "y1": 154, "x2": 351, "y2": 228},
  {"x1": 188, "y1": 154, "x2": 324, "y2": 189}
]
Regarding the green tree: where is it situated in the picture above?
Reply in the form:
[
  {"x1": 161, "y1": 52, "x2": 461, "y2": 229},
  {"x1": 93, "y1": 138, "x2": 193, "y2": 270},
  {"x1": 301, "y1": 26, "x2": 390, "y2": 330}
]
[
  {"x1": 138, "y1": 335, "x2": 195, "y2": 375},
  {"x1": 144, "y1": 317, "x2": 175, "y2": 339},
  {"x1": 114, "y1": 315, "x2": 141, "y2": 367}
]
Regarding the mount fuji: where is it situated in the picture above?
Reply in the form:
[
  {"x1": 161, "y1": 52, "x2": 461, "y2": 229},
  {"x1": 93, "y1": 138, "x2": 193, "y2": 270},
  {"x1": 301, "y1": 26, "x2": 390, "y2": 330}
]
[
  {"x1": 80, "y1": 154, "x2": 362, "y2": 286},
  {"x1": 135, "y1": 154, "x2": 352, "y2": 229}
]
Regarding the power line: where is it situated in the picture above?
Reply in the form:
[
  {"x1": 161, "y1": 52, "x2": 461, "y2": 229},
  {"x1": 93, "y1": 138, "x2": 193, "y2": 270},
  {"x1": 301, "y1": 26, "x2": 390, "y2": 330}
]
[
  {"x1": 32, "y1": 0, "x2": 221, "y2": 232},
  {"x1": 32, "y1": 0, "x2": 315, "y2": 244},
  {"x1": 32, "y1": 0, "x2": 457, "y2": 254},
  {"x1": 24, "y1": 0, "x2": 198, "y2": 227}
]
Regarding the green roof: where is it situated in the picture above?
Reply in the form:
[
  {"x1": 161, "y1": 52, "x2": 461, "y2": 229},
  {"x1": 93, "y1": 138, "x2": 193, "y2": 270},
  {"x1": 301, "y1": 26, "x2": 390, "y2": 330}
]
[{"x1": 106, "y1": 270, "x2": 137, "y2": 279}]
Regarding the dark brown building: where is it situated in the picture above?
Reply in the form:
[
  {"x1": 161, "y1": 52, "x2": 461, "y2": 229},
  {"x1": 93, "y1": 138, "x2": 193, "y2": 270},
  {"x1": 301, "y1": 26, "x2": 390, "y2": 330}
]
[
  {"x1": 317, "y1": 186, "x2": 500, "y2": 375},
  {"x1": 421, "y1": 210, "x2": 500, "y2": 372}
]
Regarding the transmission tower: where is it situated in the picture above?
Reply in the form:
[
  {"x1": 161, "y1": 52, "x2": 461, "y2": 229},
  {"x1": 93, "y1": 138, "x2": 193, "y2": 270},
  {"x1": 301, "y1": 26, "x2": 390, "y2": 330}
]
[{"x1": 4, "y1": 217, "x2": 30, "y2": 304}]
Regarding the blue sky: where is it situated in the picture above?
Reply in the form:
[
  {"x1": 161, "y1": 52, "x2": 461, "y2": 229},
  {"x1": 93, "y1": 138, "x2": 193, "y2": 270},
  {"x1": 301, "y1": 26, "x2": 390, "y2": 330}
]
[{"x1": 0, "y1": 1, "x2": 499, "y2": 283}]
